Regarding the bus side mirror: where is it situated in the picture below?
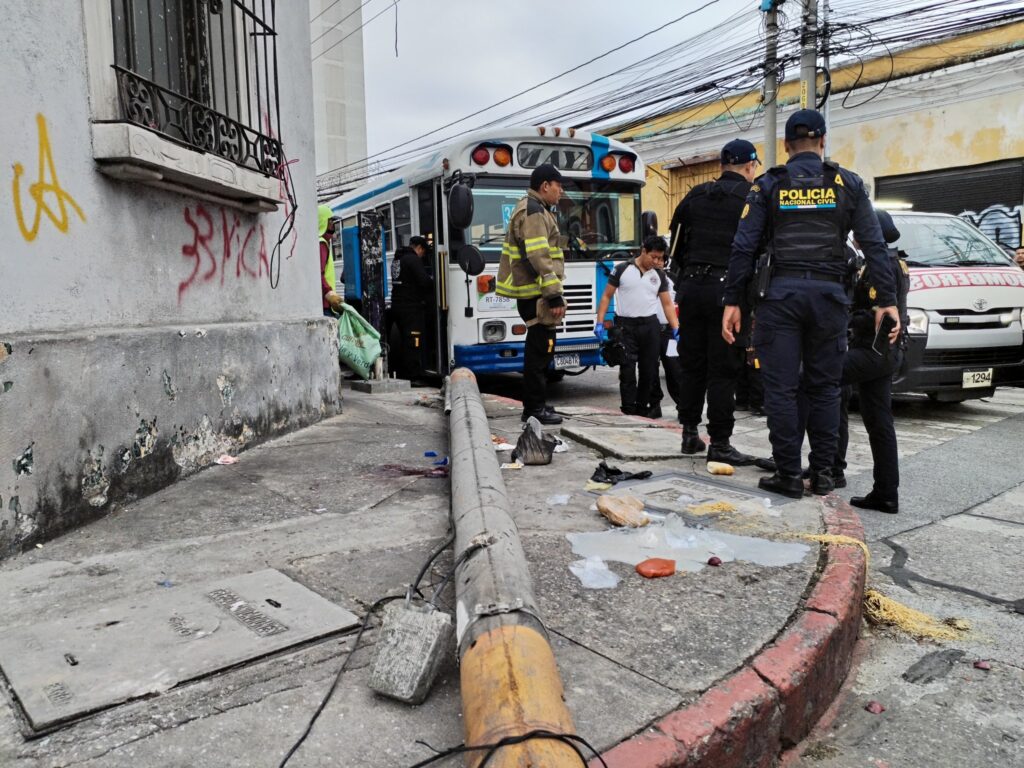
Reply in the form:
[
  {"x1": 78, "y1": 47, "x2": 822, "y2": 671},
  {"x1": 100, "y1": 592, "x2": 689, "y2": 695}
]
[
  {"x1": 641, "y1": 210, "x2": 659, "y2": 239},
  {"x1": 456, "y1": 244, "x2": 485, "y2": 276},
  {"x1": 449, "y1": 183, "x2": 474, "y2": 230}
]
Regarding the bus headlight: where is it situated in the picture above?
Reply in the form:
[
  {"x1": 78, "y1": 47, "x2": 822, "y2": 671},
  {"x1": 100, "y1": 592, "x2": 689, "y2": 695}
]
[
  {"x1": 482, "y1": 321, "x2": 506, "y2": 342},
  {"x1": 906, "y1": 308, "x2": 929, "y2": 335}
]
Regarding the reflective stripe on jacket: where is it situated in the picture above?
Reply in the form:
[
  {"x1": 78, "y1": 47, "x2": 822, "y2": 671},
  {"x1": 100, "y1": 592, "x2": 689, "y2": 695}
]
[{"x1": 496, "y1": 190, "x2": 564, "y2": 300}]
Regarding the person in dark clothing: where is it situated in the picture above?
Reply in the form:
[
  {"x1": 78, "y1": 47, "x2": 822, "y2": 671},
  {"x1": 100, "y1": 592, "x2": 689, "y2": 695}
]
[
  {"x1": 647, "y1": 272, "x2": 682, "y2": 420},
  {"x1": 669, "y1": 139, "x2": 760, "y2": 465},
  {"x1": 723, "y1": 109, "x2": 901, "y2": 499},
  {"x1": 390, "y1": 235, "x2": 433, "y2": 384},
  {"x1": 836, "y1": 209, "x2": 910, "y2": 514}
]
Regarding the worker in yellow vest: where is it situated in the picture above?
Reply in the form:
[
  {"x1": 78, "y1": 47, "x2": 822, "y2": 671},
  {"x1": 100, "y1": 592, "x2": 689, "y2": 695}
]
[{"x1": 319, "y1": 204, "x2": 343, "y2": 316}]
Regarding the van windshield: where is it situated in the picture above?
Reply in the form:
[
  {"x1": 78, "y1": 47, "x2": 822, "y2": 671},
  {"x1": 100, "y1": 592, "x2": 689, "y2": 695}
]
[
  {"x1": 890, "y1": 214, "x2": 1015, "y2": 267},
  {"x1": 468, "y1": 178, "x2": 642, "y2": 263}
]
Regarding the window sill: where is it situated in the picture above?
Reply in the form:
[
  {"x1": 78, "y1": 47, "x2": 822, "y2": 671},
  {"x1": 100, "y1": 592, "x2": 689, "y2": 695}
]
[{"x1": 92, "y1": 122, "x2": 283, "y2": 213}]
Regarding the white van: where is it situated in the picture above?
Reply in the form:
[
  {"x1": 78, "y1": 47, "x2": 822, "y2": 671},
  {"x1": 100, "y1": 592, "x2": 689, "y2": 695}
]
[{"x1": 888, "y1": 212, "x2": 1024, "y2": 402}]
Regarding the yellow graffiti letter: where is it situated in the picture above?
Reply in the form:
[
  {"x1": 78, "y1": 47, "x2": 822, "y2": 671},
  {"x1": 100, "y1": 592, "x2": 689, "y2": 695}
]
[{"x1": 12, "y1": 114, "x2": 85, "y2": 242}]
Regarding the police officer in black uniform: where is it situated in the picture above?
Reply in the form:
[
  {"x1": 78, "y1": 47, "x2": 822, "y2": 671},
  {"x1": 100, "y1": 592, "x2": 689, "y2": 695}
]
[
  {"x1": 835, "y1": 209, "x2": 910, "y2": 513},
  {"x1": 669, "y1": 139, "x2": 760, "y2": 465},
  {"x1": 390, "y1": 235, "x2": 433, "y2": 384},
  {"x1": 722, "y1": 110, "x2": 901, "y2": 499}
]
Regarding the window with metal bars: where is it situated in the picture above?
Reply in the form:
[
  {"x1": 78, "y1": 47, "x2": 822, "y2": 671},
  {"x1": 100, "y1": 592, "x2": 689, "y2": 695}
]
[{"x1": 110, "y1": 0, "x2": 283, "y2": 177}]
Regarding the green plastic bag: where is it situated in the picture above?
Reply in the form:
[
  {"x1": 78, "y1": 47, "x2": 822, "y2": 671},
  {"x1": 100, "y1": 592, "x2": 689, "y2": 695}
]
[{"x1": 336, "y1": 303, "x2": 382, "y2": 380}]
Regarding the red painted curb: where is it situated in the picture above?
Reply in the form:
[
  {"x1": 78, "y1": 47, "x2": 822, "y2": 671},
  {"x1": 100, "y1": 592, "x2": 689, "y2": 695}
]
[{"x1": 589, "y1": 494, "x2": 867, "y2": 768}]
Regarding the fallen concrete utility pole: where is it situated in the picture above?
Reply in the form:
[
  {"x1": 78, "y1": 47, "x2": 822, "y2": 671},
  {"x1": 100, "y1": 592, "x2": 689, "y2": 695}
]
[{"x1": 447, "y1": 368, "x2": 579, "y2": 768}]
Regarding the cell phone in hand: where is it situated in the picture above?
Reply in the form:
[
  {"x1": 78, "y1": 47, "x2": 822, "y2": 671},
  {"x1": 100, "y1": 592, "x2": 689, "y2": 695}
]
[{"x1": 872, "y1": 314, "x2": 898, "y2": 356}]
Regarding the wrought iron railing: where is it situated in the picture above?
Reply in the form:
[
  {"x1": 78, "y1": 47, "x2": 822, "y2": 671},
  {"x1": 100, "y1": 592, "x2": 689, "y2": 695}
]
[{"x1": 110, "y1": 0, "x2": 282, "y2": 177}]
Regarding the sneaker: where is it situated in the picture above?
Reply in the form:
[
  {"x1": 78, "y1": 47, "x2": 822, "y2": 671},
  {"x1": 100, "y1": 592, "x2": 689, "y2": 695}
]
[
  {"x1": 680, "y1": 427, "x2": 705, "y2": 455},
  {"x1": 758, "y1": 472, "x2": 804, "y2": 499},
  {"x1": 707, "y1": 442, "x2": 757, "y2": 466},
  {"x1": 808, "y1": 469, "x2": 835, "y2": 496},
  {"x1": 521, "y1": 407, "x2": 562, "y2": 425}
]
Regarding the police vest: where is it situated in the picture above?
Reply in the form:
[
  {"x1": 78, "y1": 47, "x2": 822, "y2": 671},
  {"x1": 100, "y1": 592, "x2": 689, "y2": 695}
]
[
  {"x1": 850, "y1": 248, "x2": 911, "y2": 344},
  {"x1": 681, "y1": 178, "x2": 749, "y2": 268},
  {"x1": 768, "y1": 160, "x2": 852, "y2": 265}
]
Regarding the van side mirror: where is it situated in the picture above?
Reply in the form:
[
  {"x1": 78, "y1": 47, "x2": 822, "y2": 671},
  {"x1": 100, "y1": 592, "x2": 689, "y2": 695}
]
[
  {"x1": 456, "y1": 244, "x2": 484, "y2": 276},
  {"x1": 641, "y1": 211, "x2": 659, "y2": 239},
  {"x1": 449, "y1": 183, "x2": 474, "y2": 230}
]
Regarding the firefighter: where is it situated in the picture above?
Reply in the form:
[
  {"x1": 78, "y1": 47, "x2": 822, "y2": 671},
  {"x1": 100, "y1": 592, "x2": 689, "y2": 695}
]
[
  {"x1": 669, "y1": 139, "x2": 760, "y2": 464},
  {"x1": 496, "y1": 164, "x2": 566, "y2": 425},
  {"x1": 722, "y1": 110, "x2": 900, "y2": 499}
]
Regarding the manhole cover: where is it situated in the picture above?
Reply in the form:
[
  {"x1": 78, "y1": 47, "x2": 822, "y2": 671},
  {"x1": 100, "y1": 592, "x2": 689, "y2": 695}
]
[{"x1": 0, "y1": 569, "x2": 359, "y2": 736}]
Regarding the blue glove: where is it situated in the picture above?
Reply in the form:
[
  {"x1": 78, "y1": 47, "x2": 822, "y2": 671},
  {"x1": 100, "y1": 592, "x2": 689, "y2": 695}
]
[
  {"x1": 594, "y1": 322, "x2": 608, "y2": 341},
  {"x1": 671, "y1": 327, "x2": 680, "y2": 342}
]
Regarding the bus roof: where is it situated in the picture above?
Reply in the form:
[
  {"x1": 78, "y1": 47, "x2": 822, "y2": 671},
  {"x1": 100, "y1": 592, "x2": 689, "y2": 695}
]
[{"x1": 328, "y1": 127, "x2": 644, "y2": 215}]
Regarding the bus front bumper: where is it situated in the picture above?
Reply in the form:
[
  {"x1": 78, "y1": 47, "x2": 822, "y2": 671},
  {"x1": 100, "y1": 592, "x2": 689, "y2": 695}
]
[{"x1": 453, "y1": 339, "x2": 604, "y2": 374}]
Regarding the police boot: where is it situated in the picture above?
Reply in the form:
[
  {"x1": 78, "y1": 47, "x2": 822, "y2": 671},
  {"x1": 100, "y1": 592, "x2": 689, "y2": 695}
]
[
  {"x1": 521, "y1": 406, "x2": 562, "y2": 426},
  {"x1": 758, "y1": 472, "x2": 804, "y2": 499},
  {"x1": 808, "y1": 469, "x2": 836, "y2": 496},
  {"x1": 680, "y1": 426, "x2": 705, "y2": 455},
  {"x1": 850, "y1": 491, "x2": 899, "y2": 514},
  {"x1": 706, "y1": 441, "x2": 756, "y2": 466}
]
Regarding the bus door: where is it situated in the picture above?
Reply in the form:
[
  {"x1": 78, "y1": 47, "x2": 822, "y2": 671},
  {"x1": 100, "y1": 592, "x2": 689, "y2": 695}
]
[{"x1": 418, "y1": 180, "x2": 449, "y2": 375}]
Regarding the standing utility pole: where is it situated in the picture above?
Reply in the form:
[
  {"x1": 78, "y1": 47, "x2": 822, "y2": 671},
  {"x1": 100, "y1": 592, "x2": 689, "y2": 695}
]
[
  {"x1": 762, "y1": 1, "x2": 780, "y2": 168},
  {"x1": 800, "y1": 0, "x2": 819, "y2": 109},
  {"x1": 821, "y1": 0, "x2": 832, "y2": 157}
]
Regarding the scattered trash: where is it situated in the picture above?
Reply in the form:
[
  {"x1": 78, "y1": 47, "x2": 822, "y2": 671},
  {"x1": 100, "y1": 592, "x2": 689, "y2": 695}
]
[
  {"x1": 215, "y1": 454, "x2": 239, "y2": 465},
  {"x1": 706, "y1": 461, "x2": 734, "y2": 476},
  {"x1": 863, "y1": 589, "x2": 968, "y2": 640},
  {"x1": 569, "y1": 556, "x2": 621, "y2": 589},
  {"x1": 676, "y1": 494, "x2": 698, "y2": 505},
  {"x1": 707, "y1": 556, "x2": 722, "y2": 567},
  {"x1": 567, "y1": 513, "x2": 809, "y2": 573},
  {"x1": 590, "y1": 461, "x2": 653, "y2": 485},
  {"x1": 688, "y1": 500, "x2": 738, "y2": 515},
  {"x1": 974, "y1": 660, "x2": 992, "y2": 671},
  {"x1": 864, "y1": 701, "x2": 886, "y2": 715},
  {"x1": 432, "y1": 456, "x2": 449, "y2": 466},
  {"x1": 35, "y1": 543, "x2": 43, "y2": 549},
  {"x1": 156, "y1": 580, "x2": 174, "y2": 588},
  {"x1": 314, "y1": 507, "x2": 327, "y2": 513},
  {"x1": 552, "y1": 436, "x2": 569, "y2": 453},
  {"x1": 762, "y1": 497, "x2": 773, "y2": 508},
  {"x1": 492, "y1": 435, "x2": 517, "y2": 452},
  {"x1": 380, "y1": 464, "x2": 449, "y2": 478},
  {"x1": 546, "y1": 494, "x2": 571, "y2": 506},
  {"x1": 424, "y1": 451, "x2": 438, "y2": 458},
  {"x1": 500, "y1": 461, "x2": 524, "y2": 470},
  {"x1": 585, "y1": 480, "x2": 613, "y2": 492},
  {"x1": 395, "y1": 443, "x2": 407, "y2": 448},
  {"x1": 512, "y1": 417, "x2": 557, "y2": 465},
  {"x1": 636, "y1": 558, "x2": 676, "y2": 578},
  {"x1": 596, "y1": 494, "x2": 649, "y2": 527}
]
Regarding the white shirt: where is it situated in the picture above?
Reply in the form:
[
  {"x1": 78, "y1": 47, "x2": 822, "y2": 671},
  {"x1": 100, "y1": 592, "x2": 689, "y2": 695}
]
[
  {"x1": 610, "y1": 260, "x2": 669, "y2": 318},
  {"x1": 655, "y1": 276, "x2": 676, "y2": 324}
]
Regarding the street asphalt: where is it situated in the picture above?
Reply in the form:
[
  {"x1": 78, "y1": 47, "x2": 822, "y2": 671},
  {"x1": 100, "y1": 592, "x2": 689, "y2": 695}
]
[{"x1": 0, "y1": 366, "x2": 1021, "y2": 767}]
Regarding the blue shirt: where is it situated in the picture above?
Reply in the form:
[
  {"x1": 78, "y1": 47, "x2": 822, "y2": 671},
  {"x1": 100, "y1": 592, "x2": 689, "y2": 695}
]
[{"x1": 723, "y1": 152, "x2": 896, "y2": 307}]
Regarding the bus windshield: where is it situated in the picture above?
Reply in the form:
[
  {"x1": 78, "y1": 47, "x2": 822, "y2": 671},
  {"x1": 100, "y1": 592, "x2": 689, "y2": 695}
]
[
  {"x1": 890, "y1": 214, "x2": 1015, "y2": 267},
  {"x1": 468, "y1": 177, "x2": 642, "y2": 262}
]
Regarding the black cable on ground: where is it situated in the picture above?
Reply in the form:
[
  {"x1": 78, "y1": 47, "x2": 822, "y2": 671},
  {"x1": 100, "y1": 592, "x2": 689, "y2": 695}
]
[{"x1": 407, "y1": 729, "x2": 608, "y2": 768}]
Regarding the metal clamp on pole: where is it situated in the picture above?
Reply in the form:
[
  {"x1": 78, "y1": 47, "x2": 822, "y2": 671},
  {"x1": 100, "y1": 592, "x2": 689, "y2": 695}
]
[{"x1": 447, "y1": 368, "x2": 578, "y2": 768}]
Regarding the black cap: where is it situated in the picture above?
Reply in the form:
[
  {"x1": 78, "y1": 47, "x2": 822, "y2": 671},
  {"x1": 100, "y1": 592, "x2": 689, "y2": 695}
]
[
  {"x1": 721, "y1": 139, "x2": 758, "y2": 165},
  {"x1": 785, "y1": 109, "x2": 827, "y2": 141},
  {"x1": 529, "y1": 163, "x2": 564, "y2": 190},
  {"x1": 875, "y1": 209, "x2": 900, "y2": 244},
  {"x1": 410, "y1": 235, "x2": 429, "y2": 249}
]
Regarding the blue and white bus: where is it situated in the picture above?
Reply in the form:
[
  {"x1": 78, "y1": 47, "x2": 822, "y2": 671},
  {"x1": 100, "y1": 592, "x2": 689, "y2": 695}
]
[{"x1": 328, "y1": 127, "x2": 653, "y2": 377}]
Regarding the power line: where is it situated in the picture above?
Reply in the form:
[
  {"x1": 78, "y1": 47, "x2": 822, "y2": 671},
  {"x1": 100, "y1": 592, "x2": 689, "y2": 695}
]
[
  {"x1": 312, "y1": 0, "x2": 399, "y2": 63},
  {"x1": 310, "y1": 0, "x2": 375, "y2": 48}
]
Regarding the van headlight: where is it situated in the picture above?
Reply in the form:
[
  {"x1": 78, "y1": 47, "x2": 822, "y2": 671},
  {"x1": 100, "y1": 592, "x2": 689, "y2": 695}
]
[
  {"x1": 999, "y1": 308, "x2": 1021, "y2": 326},
  {"x1": 906, "y1": 308, "x2": 929, "y2": 335},
  {"x1": 482, "y1": 321, "x2": 506, "y2": 342}
]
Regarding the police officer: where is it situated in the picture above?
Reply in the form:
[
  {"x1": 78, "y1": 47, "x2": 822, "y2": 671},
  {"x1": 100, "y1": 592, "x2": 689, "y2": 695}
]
[
  {"x1": 496, "y1": 164, "x2": 566, "y2": 425},
  {"x1": 835, "y1": 209, "x2": 910, "y2": 513},
  {"x1": 670, "y1": 139, "x2": 760, "y2": 465},
  {"x1": 594, "y1": 237, "x2": 679, "y2": 416},
  {"x1": 390, "y1": 235, "x2": 433, "y2": 384},
  {"x1": 722, "y1": 110, "x2": 901, "y2": 499}
]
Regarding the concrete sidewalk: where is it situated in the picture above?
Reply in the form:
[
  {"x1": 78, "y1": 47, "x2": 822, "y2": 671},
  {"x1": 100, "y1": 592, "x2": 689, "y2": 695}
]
[{"x1": 0, "y1": 386, "x2": 865, "y2": 768}]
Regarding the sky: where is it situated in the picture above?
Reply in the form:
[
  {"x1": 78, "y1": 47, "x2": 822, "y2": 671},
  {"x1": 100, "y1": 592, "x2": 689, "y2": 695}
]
[{"x1": 357, "y1": 0, "x2": 755, "y2": 162}]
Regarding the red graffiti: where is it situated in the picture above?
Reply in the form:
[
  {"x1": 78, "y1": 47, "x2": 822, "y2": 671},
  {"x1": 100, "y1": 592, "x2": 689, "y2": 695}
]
[{"x1": 178, "y1": 204, "x2": 269, "y2": 302}]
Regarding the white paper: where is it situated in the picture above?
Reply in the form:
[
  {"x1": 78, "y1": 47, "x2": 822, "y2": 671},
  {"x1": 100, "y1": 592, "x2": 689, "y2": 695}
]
[{"x1": 666, "y1": 339, "x2": 679, "y2": 358}]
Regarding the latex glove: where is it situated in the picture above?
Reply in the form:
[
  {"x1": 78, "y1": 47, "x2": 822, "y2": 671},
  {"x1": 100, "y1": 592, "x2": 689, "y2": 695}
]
[
  {"x1": 671, "y1": 327, "x2": 680, "y2": 342},
  {"x1": 325, "y1": 291, "x2": 344, "y2": 312},
  {"x1": 594, "y1": 322, "x2": 608, "y2": 341}
]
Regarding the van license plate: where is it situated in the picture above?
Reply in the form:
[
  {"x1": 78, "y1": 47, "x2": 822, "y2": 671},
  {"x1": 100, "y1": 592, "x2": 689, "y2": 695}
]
[
  {"x1": 962, "y1": 368, "x2": 993, "y2": 388},
  {"x1": 554, "y1": 353, "x2": 580, "y2": 369}
]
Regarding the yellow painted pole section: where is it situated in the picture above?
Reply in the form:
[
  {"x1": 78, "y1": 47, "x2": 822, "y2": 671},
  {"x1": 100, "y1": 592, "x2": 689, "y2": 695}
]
[{"x1": 460, "y1": 624, "x2": 578, "y2": 768}]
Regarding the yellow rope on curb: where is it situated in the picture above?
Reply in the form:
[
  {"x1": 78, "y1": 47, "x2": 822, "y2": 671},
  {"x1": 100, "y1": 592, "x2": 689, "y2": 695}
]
[{"x1": 795, "y1": 533, "x2": 871, "y2": 569}]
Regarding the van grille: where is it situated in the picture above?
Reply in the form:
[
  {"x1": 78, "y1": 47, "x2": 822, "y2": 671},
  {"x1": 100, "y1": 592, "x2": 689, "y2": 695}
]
[{"x1": 921, "y1": 347, "x2": 1024, "y2": 366}]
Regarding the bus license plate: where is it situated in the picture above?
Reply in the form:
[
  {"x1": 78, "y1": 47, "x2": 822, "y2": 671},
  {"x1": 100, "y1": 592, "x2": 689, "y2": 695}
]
[
  {"x1": 553, "y1": 353, "x2": 580, "y2": 369},
  {"x1": 962, "y1": 368, "x2": 993, "y2": 388}
]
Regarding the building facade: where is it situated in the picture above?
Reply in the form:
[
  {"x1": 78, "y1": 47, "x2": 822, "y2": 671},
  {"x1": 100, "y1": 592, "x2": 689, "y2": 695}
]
[
  {"x1": 616, "y1": 22, "x2": 1024, "y2": 254},
  {"x1": 310, "y1": 0, "x2": 369, "y2": 176},
  {"x1": 0, "y1": 1, "x2": 340, "y2": 558}
]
